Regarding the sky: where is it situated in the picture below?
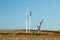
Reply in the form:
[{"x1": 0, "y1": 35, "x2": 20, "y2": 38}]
[{"x1": 0, "y1": 0, "x2": 60, "y2": 30}]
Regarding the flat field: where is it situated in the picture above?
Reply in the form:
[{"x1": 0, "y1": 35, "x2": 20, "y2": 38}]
[{"x1": 0, "y1": 30, "x2": 60, "y2": 40}]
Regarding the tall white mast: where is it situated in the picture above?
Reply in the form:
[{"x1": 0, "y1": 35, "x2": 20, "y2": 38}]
[
  {"x1": 26, "y1": 6, "x2": 28, "y2": 33},
  {"x1": 29, "y1": 11, "x2": 32, "y2": 32}
]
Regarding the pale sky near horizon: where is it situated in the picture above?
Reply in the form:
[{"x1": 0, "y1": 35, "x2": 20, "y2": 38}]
[{"x1": 0, "y1": 0, "x2": 60, "y2": 30}]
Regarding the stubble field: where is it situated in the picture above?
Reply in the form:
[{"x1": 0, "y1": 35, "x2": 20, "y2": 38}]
[{"x1": 0, "y1": 30, "x2": 60, "y2": 40}]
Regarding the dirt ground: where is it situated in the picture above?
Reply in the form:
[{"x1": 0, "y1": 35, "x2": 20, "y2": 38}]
[{"x1": 0, "y1": 30, "x2": 60, "y2": 40}]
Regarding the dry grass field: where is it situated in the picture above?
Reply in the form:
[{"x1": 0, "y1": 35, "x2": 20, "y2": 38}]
[{"x1": 0, "y1": 30, "x2": 60, "y2": 40}]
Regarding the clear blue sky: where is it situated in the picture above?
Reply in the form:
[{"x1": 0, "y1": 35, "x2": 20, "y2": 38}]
[{"x1": 0, "y1": 0, "x2": 60, "y2": 30}]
